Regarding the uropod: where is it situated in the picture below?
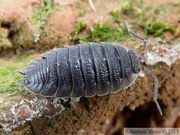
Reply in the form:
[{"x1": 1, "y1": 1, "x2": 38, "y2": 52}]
[{"x1": 18, "y1": 21, "x2": 162, "y2": 115}]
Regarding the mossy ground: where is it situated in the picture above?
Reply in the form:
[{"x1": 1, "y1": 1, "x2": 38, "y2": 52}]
[
  {"x1": 0, "y1": 54, "x2": 34, "y2": 94},
  {"x1": 31, "y1": 0, "x2": 53, "y2": 25}
]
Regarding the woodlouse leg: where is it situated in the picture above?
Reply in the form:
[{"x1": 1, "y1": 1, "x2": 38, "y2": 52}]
[
  {"x1": 125, "y1": 21, "x2": 147, "y2": 62},
  {"x1": 140, "y1": 66, "x2": 163, "y2": 116}
]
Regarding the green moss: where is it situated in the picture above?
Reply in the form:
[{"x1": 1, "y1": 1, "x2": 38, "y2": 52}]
[
  {"x1": 173, "y1": 2, "x2": 180, "y2": 7},
  {"x1": 144, "y1": 18, "x2": 174, "y2": 37},
  {"x1": 122, "y1": 0, "x2": 133, "y2": 14},
  {"x1": 109, "y1": 10, "x2": 122, "y2": 24},
  {"x1": 0, "y1": 28, "x2": 12, "y2": 50},
  {"x1": 72, "y1": 34, "x2": 88, "y2": 44},
  {"x1": 72, "y1": 21, "x2": 129, "y2": 44},
  {"x1": 72, "y1": 22, "x2": 88, "y2": 44},
  {"x1": 75, "y1": 22, "x2": 86, "y2": 33},
  {"x1": 154, "y1": 4, "x2": 170, "y2": 14},
  {"x1": 174, "y1": 28, "x2": 180, "y2": 35},
  {"x1": 0, "y1": 54, "x2": 33, "y2": 94},
  {"x1": 0, "y1": 38, "x2": 12, "y2": 50},
  {"x1": 79, "y1": 10, "x2": 86, "y2": 17},
  {"x1": 31, "y1": 0, "x2": 53, "y2": 25},
  {"x1": 90, "y1": 22, "x2": 128, "y2": 42}
]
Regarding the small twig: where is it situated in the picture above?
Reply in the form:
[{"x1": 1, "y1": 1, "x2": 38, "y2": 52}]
[{"x1": 88, "y1": 0, "x2": 96, "y2": 12}]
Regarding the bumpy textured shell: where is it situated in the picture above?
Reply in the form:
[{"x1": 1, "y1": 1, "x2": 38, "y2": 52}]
[{"x1": 23, "y1": 42, "x2": 140, "y2": 98}]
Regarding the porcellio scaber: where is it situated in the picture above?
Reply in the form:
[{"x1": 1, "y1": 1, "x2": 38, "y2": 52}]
[{"x1": 18, "y1": 21, "x2": 162, "y2": 115}]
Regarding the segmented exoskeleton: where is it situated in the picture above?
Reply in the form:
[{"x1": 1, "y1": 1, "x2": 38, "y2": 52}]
[{"x1": 18, "y1": 21, "x2": 162, "y2": 115}]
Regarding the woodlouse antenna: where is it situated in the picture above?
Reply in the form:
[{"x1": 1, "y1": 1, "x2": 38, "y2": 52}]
[
  {"x1": 141, "y1": 66, "x2": 162, "y2": 115},
  {"x1": 125, "y1": 21, "x2": 147, "y2": 62},
  {"x1": 125, "y1": 21, "x2": 163, "y2": 116}
]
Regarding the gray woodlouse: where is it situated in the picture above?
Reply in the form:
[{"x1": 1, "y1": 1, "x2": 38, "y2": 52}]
[{"x1": 18, "y1": 21, "x2": 162, "y2": 115}]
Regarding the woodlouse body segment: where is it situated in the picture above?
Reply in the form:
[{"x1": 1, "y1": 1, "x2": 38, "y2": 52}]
[
  {"x1": 18, "y1": 21, "x2": 162, "y2": 115},
  {"x1": 55, "y1": 48, "x2": 72, "y2": 98},
  {"x1": 78, "y1": 44, "x2": 97, "y2": 97}
]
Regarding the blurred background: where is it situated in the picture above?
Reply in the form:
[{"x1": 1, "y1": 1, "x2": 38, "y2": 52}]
[{"x1": 0, "y1": 0, "x2": 179, "y2": 134}]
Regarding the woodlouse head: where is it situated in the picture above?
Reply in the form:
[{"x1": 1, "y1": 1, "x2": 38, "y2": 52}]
[
  {"x1": 18, "y1": 57, "x2": 46, "y2": 94},
  {"x1": 18, "y1": 70, "x2": 32, "y2": 86}
]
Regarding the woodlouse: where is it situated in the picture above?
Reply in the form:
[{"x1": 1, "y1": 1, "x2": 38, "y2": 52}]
[{"x1": 18, "y1": 21, "x2": 162, "y2": 115}]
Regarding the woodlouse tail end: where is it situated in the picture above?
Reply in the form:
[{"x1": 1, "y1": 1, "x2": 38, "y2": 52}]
[
  {"x1": 17, "y1": 70, "x2": 26, "y2": 75},
  {"x1": 17, "y1": 70, "x2": 26, "y2": 86}
]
